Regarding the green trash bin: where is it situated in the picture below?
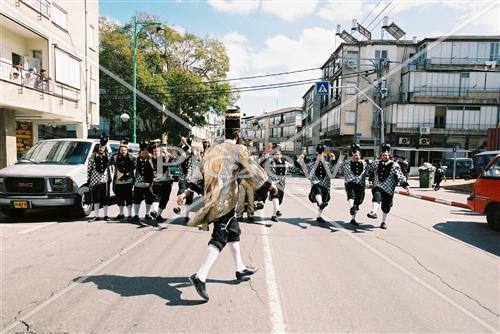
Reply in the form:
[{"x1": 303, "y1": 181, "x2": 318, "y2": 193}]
[{"x1": 418, "y1": 169, "x2": 435, "y2": 188}]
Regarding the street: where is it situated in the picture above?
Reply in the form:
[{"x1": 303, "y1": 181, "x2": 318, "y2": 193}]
[{"x1": 1, "y1": 178, "x2": 498, "y2": 333}]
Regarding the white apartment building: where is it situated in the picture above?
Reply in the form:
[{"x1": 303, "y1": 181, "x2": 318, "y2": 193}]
[{"x1": 0, "y1": 0, "x2": 99, "y2": 168}]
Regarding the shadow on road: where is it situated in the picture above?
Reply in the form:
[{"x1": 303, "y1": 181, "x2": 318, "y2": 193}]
[
  {"x1": 74, "y1": 275, "x2": 239, "y2": 306},
  {"x1": 0, "y1": 208, "x2": 82, "y2": 224},
  {"x1": 433, "y1": 220, "x2": 499, "y2": 256},
  {"x1": 277, "y1": 217, "x2": 341, "y2": 232}
]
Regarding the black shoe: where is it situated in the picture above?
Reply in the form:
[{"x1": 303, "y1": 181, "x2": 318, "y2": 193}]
[
  {"x1": 367, "y1": 212, "x2": 378, "y2": 219},
  {"x1": 380, "y1": 222, "x2": 387, "y2": 229},
  {"x1": 316, "y1": 217, "x2": 326, "y2": 224},
  {"x1": 248, "y1": 216, "x2": 255, "y2": 222},
  {"x1": 350, "y1": 219, "x2": 360, "y2": 226},
  {"x1": 116, "y1": 214, "x2": 125, "y2": 220},
  {"x1": 132, "y1": 215, "x2": 140, "y2": 222},
  {"x1": 184, "y1": 217, "x2": 190, "y2": 224},
  {"x1": 189, "y1": 274, "x2": 209, "y2": 301},
  {"x1": 236, "y1": 267, "x2": 258, "y2": 281},
  {"x1": 236, "y1": 216, "x2": 244, "y2": 222},
  {"x1": 276, "y1": 210, "x2": 282, "y2": 217},
  {"x1": 319, "y1": 202, "x2": 328, "y2": 210},
  {"x1": 144, "y1": 214, "x2": 152, "y2": 221},
  {"x1": 271, "y1": 215, "x2": 278, "y2": 222},
  {"x1": 349, "y1": 206, "x2": 358, "y2": 216},
  {"x1": 150, "y1": 211, "x2": 158, "y2": 218},
  {"x1": 156, "y1": 215, "x2": 165, "y2": 222},
  {"x1": 127, "y1": 216, "x2": 133, "y2": 222},
  {"x1": 104, "y1": 216, "x2": 110, "y2": 222},
  {"x1": 89, "y1": 216, "x2": 100, "y2": 222},
  {"x1": 256, "y1": 202, "x2": 264, "y2": 210},
  {"x1": 173, "y1": 207, "x2": 181, "y2": 214}
]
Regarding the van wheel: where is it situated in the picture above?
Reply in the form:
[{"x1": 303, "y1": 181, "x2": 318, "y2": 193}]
[
  {"x1": 2, "y1": 209, "x2": 26, "y2": 218},
  {"x1": 72, "y1": 192, "x2": 92, "y2": 218},
  {"x1": 486, "y1": 204, "x2": 500, "y2": 232}
]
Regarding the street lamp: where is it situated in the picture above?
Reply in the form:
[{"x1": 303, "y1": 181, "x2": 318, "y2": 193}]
[{"x1": 132, "y1": 17, "x2": 163, "y2": 143}]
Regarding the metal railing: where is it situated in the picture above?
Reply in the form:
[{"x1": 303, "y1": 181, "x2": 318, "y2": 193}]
[
  {"x1": 20, "y1": 0, "x2": 50, "y2": 17},
  {"x1": 411, "y1": 86, "x2": 500, "y2": 99}
]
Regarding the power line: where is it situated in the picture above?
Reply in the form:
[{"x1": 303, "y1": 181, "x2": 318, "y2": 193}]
[
  {"x1": 366, "y1": 0, "x2": 393, "y2": 30},
  {"x1": 360, "y1": 0, "x2": 384, "y2": 25},
  {"x1": 372, "y1": 1, "x2": 399, "y2": 32}
]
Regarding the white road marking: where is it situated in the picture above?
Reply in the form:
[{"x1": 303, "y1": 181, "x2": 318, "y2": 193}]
[
  {"x1": 18, "y1": 223, "x2": 57, "y2": 235},
  {"x1": 257, "y1": 208, "x2": 286, "y2": 333},
  {"x1": 287, "y1": 183, "x2": 498, "y2": 333}
]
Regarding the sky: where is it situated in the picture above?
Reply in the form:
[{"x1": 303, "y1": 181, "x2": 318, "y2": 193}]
[{"x1": 100, "y1": 0, "x2": 500, "y2": 116}]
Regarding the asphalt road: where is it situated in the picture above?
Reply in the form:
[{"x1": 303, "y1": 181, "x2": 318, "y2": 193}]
[{"x1": 1, "y1": 178, "x2": 498, "y2": 333}]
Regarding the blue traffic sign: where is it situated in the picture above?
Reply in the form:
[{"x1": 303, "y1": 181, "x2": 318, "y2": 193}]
[{"x1": 315, "y1": 81, "x2": 330, "y2": 95}]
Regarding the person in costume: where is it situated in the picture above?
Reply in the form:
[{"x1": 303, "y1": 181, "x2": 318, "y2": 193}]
[
  {"x1": 109, "y1": 138, "x2": 135, "y2": 222},
  {"x1": 341, "y1": 144, "x2": 367, "y2": 226},
  {"x1": 264, "y1": 146, "x2": 292, "y2": 222},
  {"x1": 87, "y1": 134, "x2": 111, "y2": 222},
  {"x1": 366, "y1": 144, "x2": 410, "y2": 229},
  {"x1": 236, "y1": 139, "x2": 256, "y2": 222},
  {"x1": 150, "y1": 140, "x2": 174, "y2": 225},
  {"x1": 298, "y1": 144, "x2": 338, "y2": 224},
  {"x1": 177, "y1": 108, "x2": 277, "y2": 302},
  {"x1": 132, "y1": 141, "x2": 155, "y2": 223},
  {"x1": 173, "y1": 136, "x2": 196, "y2": 223}
]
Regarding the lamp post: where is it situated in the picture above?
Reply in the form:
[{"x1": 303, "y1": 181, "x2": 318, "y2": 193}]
[{"x1": 132, "y1": 17, "x2": 162, "y2": 143}]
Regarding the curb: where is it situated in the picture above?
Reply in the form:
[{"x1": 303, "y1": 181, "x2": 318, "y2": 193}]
[{"x1": 396, "y1": 191, "x2": 470, "y2": 209}]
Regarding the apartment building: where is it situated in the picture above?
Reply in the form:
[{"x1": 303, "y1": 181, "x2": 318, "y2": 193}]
[
  {"x1": 387, "y1": 36, "x2": 500, "y2": 166},
  {"x1": 301, "y1": 84, "x2": 322, "y2": 156},
  {"x1": 0, "y1": 0, "x2": 99, "y2": 168}
]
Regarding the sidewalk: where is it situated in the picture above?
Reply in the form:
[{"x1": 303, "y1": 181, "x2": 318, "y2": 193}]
[{"x1": 399, "y1": 178, "x2": 473, "y2": 209}]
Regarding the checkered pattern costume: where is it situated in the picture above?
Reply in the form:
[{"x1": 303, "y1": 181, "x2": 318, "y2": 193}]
[
  {"x1": 87, "y1": 153, "x2": 111, "y2": 187},
  {"x1": 303, "y1": 159, "x2": 337, "y2": 191},
  {"x1": 368, "y1": 160, "x2": 409, "y2": 196},
  {"x1": 341, "y1": 160, "x2": 367, "y2": 185},
  {"x1": 266, "y1": 158, "x2": 289, "y2": 190}
]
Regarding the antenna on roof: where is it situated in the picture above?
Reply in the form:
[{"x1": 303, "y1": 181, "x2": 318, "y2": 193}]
[
  {"x1": 382, "y1": 17, "x2": 406, "y2": 40},
  {"x1": 351, "y1": 18, "x2": 372, "y2": 40}
]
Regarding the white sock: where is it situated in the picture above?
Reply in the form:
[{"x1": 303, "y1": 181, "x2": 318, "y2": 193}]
[
  {"x1": 127, "y1": 205, "x2": 132, "y2": 216},
  {"x1": 351, "y1": 212, "x2": 357, "y2": 220},
  {"x1": 371, "y1": 202, "x2": 380, "y2": 214},
  {"x1": 315, "y1": 194, "x2": 323, "y2": 206},
  {"x1": 382, "y1": 212, "x2": 389, "y2": 223},
  {"x1": 119, "y1": 206, "x2": 124, "y2": 215},
  {"x1": 146, "y1": 204, "x2": 151, "y2": 215},
  {"x1": 94, "y1": 203, "x2": 100, "y2": 217},
  {"x1": 103, "y1": 205, "x2": 108, "y2": 217},
  {"x1": 348, "y1": 199, "x2": 355, "y2": 208},
  {"x1": 157, "y1": 208, "x2": 163, "y2": 216},
  {"x1": 196, "y1": 244, "x2": 220, "y2": 282},
  {"x1": 133, "y1": 204, "x2": 140, "y2": 216},
  {"x1": 152, "y1": 202, "x2": 158, "y2": 212},
  {"x1": 318, "y1": 207, "x2": 323, "y2": 218},
  {"x1": 272, "y1": 198, "x2": 280, "y2": 215},
  {"x1": 229, "y1": 242, "x2": 246, "y2": 272},
  {"x1": 185, "y1": 204, "x2": 190, "y2": 217}
]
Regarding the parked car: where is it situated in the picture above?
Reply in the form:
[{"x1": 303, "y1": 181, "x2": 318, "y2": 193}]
[
  {"x1": 441, "y1": 158, "x2": 474, "y2": 179},
  {"x1": 467, "y1": 154, "x2": 500, "y2": 232},
  {"x1": 0, "y1": 138, "x2": 112, "y2": 218},
  {"x1": 472, "y1": 150, "x2": 500, "y2": 178}
]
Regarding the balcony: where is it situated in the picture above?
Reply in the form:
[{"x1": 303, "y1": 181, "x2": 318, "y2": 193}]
[
  {"x1": 404, "y1": 57, "x2": 499, "y2": 72},
  {"x1": 392, "y1": 125, "x2": 488, "y2": 136},
  {"x1": 405, "y1": 86, "x2": 500, "y2": 104}
]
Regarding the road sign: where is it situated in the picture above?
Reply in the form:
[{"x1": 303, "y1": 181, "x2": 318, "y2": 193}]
[
  {"x1": 453, "y1": 145, "x2": 459, "y2": 153},
  {"x1": 316, "y1": 81, "x2": 330, "y2": 95},
  {"x1": 356, "y1": 133, "x2": 362, "y2": 137}
]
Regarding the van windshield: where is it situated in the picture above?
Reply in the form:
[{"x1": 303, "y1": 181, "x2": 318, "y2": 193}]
[
  {"x1": 485, "y1": 158, "x2": 500, "y2": 179},
  {"x1": 20, "y1": 141, "x2": 92, "y2": 165}
]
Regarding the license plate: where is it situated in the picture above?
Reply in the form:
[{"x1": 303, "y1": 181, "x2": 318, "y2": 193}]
[{"x1": 12, "y1": 200, "x2": 31, "y2": 209}]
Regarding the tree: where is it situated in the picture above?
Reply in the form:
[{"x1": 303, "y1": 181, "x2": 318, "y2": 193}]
[{"x1": 99, "y1": 13, "x2": 233, "y2": 143}]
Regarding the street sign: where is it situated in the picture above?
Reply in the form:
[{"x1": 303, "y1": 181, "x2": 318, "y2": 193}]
[
  {"x1": 356, "y1": 133, "x2": 362, "y2": 137},
  {"x1": 453, "y1": 145, "x2": 459, "y2": 153},
  {"x1": 315, "y1": 81, "x2": 330, "y2": 95}
]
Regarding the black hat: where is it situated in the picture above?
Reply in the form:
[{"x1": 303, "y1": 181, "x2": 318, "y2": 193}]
[
  {"x1": 139, "y1": 141, "x2": 149, "y2": 152},
  {"x1": 119, "y1": 138, "x2": 129, "y2": 148},
  {"x1": 225, "y1": 106, "x2": 241, "y2": 139},
  {"x1": 350, "y1": 143, "x2": 361, "y2": 155},
  {"x1": 187, "y1": 137, "x2": 193, "y2": 146},
  {"x1": 381, "y1": 143, "x2": 391, "y2": 154},
  {"x1": 99, "y1": 133, "x2": 109, "y2": 147},
  {"x1": 316, "y1": 144, "x2": 324, "y2": 154}
]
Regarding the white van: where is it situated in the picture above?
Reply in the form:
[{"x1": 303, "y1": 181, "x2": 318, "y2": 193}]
[{"x1": 0, "y1": 138, "x2": 120, "y2": 218}]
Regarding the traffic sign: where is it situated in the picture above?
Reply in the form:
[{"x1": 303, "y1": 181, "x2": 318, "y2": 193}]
[
  {"x1": 355, "y1": 133, "x2": 362, "y2": 137},
  {"x1": 452, "y1": 145, "x2": 459, "y2": 153},
  {"x1": 315, "y1": 81, "x2": 330, "y2": 95}
]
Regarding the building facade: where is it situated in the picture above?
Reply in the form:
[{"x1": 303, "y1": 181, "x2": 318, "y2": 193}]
[{"x1": 0, "y1": 0, "x2": 99, "y2": 168}]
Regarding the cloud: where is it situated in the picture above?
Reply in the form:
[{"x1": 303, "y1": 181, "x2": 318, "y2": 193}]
[
  {"x1": 171, "y1": 24, "x2": 186, "y2": 35},
  {"x1": 261, "y1": 0, "x2": 320, "y2": 22},
  {"x1": 318, "y1": 1, "x2": 371, "y2": 23},
  {"x1": 207, "y1": 0, "x2": 260, "y2": 15}
]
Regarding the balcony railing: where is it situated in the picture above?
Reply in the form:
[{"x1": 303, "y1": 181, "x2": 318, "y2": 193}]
[
  {"x1": 410, "y1": 86, "x2": 500, "y2": 101},
  {"x1": 0, "y1": 60, "x2": 80, "y2": 103},
  {"x1": 20, "y1": 0, "x2": 50, "y2": 18}
]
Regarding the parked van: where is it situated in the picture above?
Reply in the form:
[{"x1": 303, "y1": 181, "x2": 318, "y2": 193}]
[
  {"x1": 467, "y1": 154, "x2": 500, "y2": 232},
  {"x1": 472, "y1": 150, "x2": 500, "y2": 178},
  {"x1": 0, "y1": 138, "x2": 115, "y2": 218},
  {"x1": 441, "y1": 158, "x2": 473, "y2": 179}
]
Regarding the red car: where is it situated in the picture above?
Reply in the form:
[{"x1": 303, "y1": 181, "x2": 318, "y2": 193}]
[{"x1": 467, "y1": 154, "x2": 500, "y2": 232}]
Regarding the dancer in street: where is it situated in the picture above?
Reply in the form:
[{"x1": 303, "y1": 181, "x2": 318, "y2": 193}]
[
  {"x1": 265, "y1": 147, "x2": 291, "y2": 222},
  {"x1": 87, "y1": 134, "x2": 111, "y2": 222},
  {"x1": 150, "y1": 141, "x2": 174, "y2": 226},
  {"x1": 132, "y1": 141, "x2": 155, "y2": 223},
  {"x1": 341, "y1": 144, "x2": 367, "y2": 226},
  {"x1": 173, "y1": 137, "x2": 196, "y2": 223},
  {"x1": 109, "y1": 138, "x2": 135, "y2": 222},
  {"x1": 366, "y1": 144, "x2": 410, "y2": 229}
]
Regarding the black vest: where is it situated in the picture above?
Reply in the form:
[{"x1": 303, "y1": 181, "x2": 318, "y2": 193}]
[
  {"x1": 377, "y1": 161, "x2": 393, "y2": 182},
  {"x1": 95, "y1": 154, "x2": 108, "y2": 174},
  {"x1": 351, "y1": 161, "x2": 364, "y2": 176}
]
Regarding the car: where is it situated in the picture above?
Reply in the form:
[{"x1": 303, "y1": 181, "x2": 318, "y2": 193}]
[
  {"x1": 0, "y1": 138, "x2": 114, "y2": 218},
  {"x1": 467, "y1": 154, "x2": 500, "y2": 232},
  {"x1": 441, "y1": 158, "x2": 474, "y2": 179},
  {"x1": 472, "y1": 150, "x2": 500, "y2": 178}
]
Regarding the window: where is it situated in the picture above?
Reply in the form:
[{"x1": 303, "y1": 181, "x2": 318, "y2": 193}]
[
  {"x1": 90, "y1": 78, "x2": 97, "y2": 103},
  {"x1": 89, "y1": 25, "x2": 96, "y2": 50},
  {"x1": 344, "y1": 111, "x2": 355, "y2": 124},
  {"x1": 55, "y1": 48, "x2": 81, "y2": 89},
  {"x1": 52, "y1": 3, "x2": 68, "y2": 30},
  {"x1": 490, "y1": 42, "x2": 499, "y2": 61},
  {"x1": 375, "y1": 50, "x2": 388, "y2": 60},
  {"x1": 485, "y1": 158, "x2": 500, "y2": 179}
]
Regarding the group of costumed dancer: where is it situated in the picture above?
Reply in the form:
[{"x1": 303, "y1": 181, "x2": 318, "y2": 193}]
[{"x1": 87, "y1": 112, "x2": 409, "y2": 302}]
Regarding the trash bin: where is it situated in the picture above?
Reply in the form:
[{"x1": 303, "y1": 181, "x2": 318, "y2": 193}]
[{"x1": 419, "y1": 169, "x2": 435, "y2": 188}]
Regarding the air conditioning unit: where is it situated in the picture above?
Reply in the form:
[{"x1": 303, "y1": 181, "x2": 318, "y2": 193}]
[
  {"x1": 420, "y1": 137, "x2": 430, "y2": 145},
  {"x1": 485, "y1": 60, "x2": 497, "y2": 69},
  {"x1": 420, "y1": 127, "x2": 430, "y2": 135},
  {"x1": 399, "y1": 137, "x2": 410, "y2": 145}
]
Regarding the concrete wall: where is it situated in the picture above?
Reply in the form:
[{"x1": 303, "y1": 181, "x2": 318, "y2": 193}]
[{"x1": 0, "y1": 110, "x2": 17, "y2": 168}]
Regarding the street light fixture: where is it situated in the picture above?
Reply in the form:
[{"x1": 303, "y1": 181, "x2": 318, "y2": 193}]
[{"x1": 132, "y1": 17, "x2": 163, "y2": 143}]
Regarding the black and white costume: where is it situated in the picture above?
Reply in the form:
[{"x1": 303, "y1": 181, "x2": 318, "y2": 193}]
[
  {"x1": 341, "y1": 144, "x2": 367, "y2": 226},
  {"x1": 367, "y1": 144, "x2": 409, "y2": 229},
  {"x1": 266, "y1": 153, "x2": 291, "y2": 221},
  {"x1": 110, "y1": 140, "x2": 135, "y2": 220},
  {"x1": 133, "y1": 142, "x2": 156, "y2": 221},
  {"x1": 174, "y1": 140, "x2": 196, "y2": 222},
  {"x1": 87, "y1": 134, "x2": 111, "y2": 221},
  {"x1": 151, "y1": 147, "x2": 174, "y2": 223}
]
